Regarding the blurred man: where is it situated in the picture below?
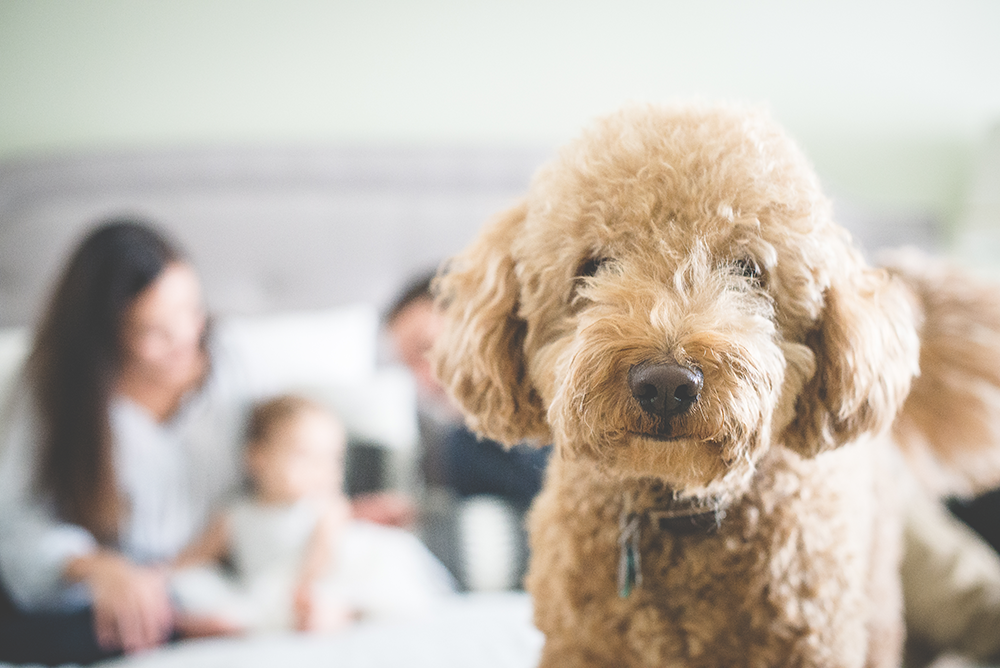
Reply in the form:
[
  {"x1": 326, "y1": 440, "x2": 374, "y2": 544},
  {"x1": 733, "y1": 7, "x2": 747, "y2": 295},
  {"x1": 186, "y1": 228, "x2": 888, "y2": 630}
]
[{"x1": 385, "y1": 272, "x2": 550, "y2": 590}]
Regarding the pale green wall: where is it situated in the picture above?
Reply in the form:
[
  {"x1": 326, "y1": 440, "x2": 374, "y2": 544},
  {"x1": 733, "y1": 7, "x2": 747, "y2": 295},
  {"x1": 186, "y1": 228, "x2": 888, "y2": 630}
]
[{"x1": 1, "y1": 0, "x2": 998, "y2": 225}]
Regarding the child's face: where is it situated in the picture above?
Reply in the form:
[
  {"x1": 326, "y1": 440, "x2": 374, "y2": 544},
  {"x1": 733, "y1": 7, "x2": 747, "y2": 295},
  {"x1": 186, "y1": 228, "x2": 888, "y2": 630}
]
[{"x1": 248, "y1": 408, "x2": 346, "y2": 504}]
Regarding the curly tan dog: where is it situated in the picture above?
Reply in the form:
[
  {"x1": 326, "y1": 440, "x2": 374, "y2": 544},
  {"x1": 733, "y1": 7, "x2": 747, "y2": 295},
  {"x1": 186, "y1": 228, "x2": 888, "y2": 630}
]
[{"x1": 433, "y1": 103, "x2": 1000, "y2": 667}]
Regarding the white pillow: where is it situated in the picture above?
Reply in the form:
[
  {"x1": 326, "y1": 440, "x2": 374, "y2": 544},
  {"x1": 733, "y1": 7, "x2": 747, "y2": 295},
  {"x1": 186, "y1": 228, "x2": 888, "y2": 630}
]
[
  {"x1": 221, "y1": 305, "x2": 420, "y2": 487},
  {"x1": 309, "y1": 366, "x2": 419, "y2": 454},
  {"x1": 307, "y1": 367, "x2": 420, "y2": 491},
  {"x1": 222, "y1": 304, "x2": 379, "y2": 395}
]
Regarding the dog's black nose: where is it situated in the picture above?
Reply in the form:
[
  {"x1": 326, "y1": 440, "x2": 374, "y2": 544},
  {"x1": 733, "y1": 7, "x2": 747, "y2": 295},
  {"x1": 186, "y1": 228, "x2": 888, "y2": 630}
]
[{"x1": 628, "y1": 362, "x2": 703, "y2": 418}]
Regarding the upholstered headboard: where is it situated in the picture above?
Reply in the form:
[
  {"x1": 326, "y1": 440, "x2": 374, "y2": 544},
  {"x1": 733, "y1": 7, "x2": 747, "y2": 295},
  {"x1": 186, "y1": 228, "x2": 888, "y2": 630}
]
[
  {"x1": 0, "y1": 145, "x2": 551, "y2": 328},
  {"x1": 0, "y1": 141, "x2": 952, "y2": 330}
]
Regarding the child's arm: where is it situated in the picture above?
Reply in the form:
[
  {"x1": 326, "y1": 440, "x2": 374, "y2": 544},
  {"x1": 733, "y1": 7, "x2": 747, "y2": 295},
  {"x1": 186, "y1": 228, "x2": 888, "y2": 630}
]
[
  {"x1": 294, "y1": 496, "x2": 354, "y2": 632},
  {"x1": 297, "y1": 496, "x2": 350, "y2": 583},
  {"x1": 172, "y1": 513, "x2": 231, "y2": 569}
]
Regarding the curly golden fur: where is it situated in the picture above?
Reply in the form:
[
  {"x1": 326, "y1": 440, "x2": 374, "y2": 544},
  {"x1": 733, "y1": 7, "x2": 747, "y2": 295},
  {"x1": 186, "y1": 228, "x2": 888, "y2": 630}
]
[
  {"x1": 433, "y1": 103, "x2": 1000, "y2": 667},
  {"x1": 884, "y1": 249, "x2": 1000, "y2": 499}
]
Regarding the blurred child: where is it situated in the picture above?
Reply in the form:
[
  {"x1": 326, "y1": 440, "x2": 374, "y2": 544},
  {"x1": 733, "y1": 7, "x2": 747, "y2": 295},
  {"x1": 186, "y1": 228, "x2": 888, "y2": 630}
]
[{"x1": 170, "y1": 395, "x2": 454, "y2": 633}]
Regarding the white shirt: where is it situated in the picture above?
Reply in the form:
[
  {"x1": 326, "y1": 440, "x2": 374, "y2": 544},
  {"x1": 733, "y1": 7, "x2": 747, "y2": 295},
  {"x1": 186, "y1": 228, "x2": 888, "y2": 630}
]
[
  {"x1": 0, "y1": 331, "x2": 250, "y2": 612},
  {"x1": 171, "y1": 499, "x2": 456, "y2": 631}
]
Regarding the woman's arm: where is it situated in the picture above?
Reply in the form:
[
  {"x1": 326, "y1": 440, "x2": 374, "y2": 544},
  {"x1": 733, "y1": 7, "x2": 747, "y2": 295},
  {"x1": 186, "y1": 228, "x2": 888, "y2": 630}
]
[
  {"x1": 1, "y1": 390, "x2": 174, "y2": 653},
  {"x1": 168, "y1": 512, "x2": 246, "y2": 639}
]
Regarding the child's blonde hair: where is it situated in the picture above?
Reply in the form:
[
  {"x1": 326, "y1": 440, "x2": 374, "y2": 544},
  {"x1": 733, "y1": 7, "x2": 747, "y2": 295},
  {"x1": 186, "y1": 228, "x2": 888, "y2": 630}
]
[{"x1": 246, "y1": 394, "x2": 335, "y2": 447}]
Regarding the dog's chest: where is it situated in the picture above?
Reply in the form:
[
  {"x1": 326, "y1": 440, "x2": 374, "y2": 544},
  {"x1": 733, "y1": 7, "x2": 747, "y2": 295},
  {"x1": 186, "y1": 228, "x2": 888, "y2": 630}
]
[{"x1": 527, "y1": 445, "x2": 885, "y2": 667}]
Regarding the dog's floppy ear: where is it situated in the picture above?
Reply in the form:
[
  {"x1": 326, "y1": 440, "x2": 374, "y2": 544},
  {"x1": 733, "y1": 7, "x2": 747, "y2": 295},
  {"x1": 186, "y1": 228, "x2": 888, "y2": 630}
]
[
  {"x1": 432, "y1": 201, "x2": 550, "y2": 447},
  {"x1": 783, "y1": 265, "x2": 920, "y2": 456}
]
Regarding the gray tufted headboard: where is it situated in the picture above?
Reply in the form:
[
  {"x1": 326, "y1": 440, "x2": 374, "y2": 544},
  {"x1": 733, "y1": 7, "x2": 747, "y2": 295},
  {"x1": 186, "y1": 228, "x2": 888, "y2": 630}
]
[
  {"x1": 0, "y1": 142, "x2": 947, "y2": 329},
  {"x1": 0, "y1": 145, "x2": 551, "y2": 327}
]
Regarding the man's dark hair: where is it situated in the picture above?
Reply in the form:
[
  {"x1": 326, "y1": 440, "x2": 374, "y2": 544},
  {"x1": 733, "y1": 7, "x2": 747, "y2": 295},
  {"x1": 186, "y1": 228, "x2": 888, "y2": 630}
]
[{"x1": 384, "y1": 270, "x2": 437, "y2": 326}]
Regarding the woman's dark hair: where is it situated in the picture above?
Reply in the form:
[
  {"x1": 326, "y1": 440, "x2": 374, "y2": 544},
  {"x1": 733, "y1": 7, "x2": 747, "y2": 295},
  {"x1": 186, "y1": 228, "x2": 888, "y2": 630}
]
[{"x1": 26, "y1": 219, "x2": 183, "y2": 542}]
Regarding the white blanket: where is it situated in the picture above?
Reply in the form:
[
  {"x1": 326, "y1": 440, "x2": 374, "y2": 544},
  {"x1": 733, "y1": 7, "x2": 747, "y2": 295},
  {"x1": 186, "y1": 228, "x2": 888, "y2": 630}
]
[{"x1": 91, "y1": 592, "x2": 541, "y2": 668}]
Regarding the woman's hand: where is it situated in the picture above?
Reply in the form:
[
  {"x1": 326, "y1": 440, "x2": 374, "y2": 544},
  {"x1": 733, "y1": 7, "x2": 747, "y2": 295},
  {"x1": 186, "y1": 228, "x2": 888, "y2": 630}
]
[{"x1": 65, "y1": 551, "x2": 174, "y2": 653}]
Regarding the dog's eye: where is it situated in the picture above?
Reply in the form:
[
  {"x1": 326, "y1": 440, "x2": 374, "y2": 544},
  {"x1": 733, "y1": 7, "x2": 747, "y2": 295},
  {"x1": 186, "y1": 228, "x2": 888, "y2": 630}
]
[
  {"x1": 734, "y1": 257, "x2": 764, "y2": 284},
  {"x1": 572, "y1": 257, "x2": 610, "y2": 305},
  {"x1": 577, "y1": 257, "x2": 608, "y2": 279}
]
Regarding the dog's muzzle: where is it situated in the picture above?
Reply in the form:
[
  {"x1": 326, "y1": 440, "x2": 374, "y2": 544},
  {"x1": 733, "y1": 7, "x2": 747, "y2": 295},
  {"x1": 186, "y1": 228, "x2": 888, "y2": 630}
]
[{"x1": 628, "y1": 362, "x2": 703, "y2": 420}]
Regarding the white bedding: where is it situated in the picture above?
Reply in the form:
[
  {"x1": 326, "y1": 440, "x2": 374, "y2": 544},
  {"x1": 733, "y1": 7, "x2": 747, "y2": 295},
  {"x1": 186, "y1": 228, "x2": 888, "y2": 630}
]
[{"x1": 95, "y1": 592, "x2": 541, "y2": 668}]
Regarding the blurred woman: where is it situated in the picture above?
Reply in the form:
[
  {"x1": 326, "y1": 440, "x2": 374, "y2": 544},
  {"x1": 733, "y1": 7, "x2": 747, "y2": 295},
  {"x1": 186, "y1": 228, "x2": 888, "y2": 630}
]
[{"x1": 0, "y1": 220, "x2": 249, "y2": 664}]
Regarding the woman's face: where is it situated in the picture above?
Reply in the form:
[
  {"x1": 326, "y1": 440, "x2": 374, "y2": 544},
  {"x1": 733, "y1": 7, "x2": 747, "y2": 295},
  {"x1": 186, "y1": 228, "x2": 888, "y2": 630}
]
[{"x1": 120, "y1": 262, "x2": 207, "y2": 383}]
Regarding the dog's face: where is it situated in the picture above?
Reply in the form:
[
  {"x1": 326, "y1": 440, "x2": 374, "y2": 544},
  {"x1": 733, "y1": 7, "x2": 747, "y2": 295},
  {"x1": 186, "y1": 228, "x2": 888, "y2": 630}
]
[{"x1": 435, "y1": 105, "x2": 919, "y2": 496}]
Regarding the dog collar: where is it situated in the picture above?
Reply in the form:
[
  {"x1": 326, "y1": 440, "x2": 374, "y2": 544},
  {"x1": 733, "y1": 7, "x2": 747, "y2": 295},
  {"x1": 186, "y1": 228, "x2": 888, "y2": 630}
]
[{"x1": 618, "y1": 492, "x2": 725, "y2": 598}]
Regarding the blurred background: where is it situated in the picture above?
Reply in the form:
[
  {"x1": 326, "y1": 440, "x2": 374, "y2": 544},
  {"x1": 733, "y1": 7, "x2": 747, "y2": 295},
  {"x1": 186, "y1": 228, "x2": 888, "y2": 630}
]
[
  {"x1": 1, "y1": 0, "x2": 999, "y2": 595},
  {"x1": 1, "y1": 0, "x2": 998, "y2": 325}
]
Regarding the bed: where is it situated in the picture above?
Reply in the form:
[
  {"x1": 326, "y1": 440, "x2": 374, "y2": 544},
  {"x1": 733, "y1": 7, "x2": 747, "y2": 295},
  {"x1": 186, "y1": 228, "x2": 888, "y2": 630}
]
[
  {"x1": 0, "y1": 300, "x2": 543, "y2": 668},
  {"x1": 0, "y1": 140, "x2": 957, "y2": 667},
  {"x1": 90, "y1": 593, "x2": 541, "y2": 668}
]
